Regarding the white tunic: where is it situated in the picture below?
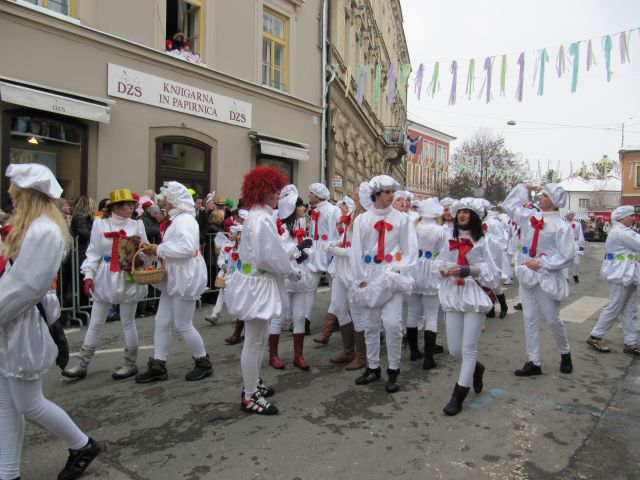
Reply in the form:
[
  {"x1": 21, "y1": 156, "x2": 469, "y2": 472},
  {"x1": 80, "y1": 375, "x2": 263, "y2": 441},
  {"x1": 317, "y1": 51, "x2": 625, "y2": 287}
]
[
  {"x1": 567, "y1": 220, "x2": 586, "y2": 256},
  {"x1": 225, "y1": 205, "x2": 294, "y2": 321},
  {"x1": 81, "y1": 214, "x2": 148, "y2": 304},
  {"x1": 327, "y1": 221, "x2": 355, "y2": 288},
  {"x1": 502, "y1": 184, "x2": 575, "y2": 300},
  {"x1": 410, "y1": 218, "x2": 447, "y2": 295},
  {"x1": 280, "y1": 219, "x2": 317, "y2": 293},
  {"x1": 0, "y1": 215, "x2": 62, "y2": 380},
  {"x1": 307, "y1": 200, "x2": 341, "y2": 273},
  {"x1": 349, "y1": 206, "x2": 418, "y2": 308},
  {"x1": 599, "y1": 222, "x2": 640, "y2": 287},
  {"x1": 438, "y1": 234, "x2": 501, "y2": 313},
  {"x1": 155, "y1": 209, "x2": 207, "y2": 300}
]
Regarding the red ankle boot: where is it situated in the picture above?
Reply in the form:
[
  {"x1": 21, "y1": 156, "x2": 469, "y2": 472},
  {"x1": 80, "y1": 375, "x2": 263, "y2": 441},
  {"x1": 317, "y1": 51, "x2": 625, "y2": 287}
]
[
  {"x1": 268, "y1": 334, "x2": 285, "y2": 369},
  {"x1": 292, "y1": 333, "x2": 310, "y2": 370}
]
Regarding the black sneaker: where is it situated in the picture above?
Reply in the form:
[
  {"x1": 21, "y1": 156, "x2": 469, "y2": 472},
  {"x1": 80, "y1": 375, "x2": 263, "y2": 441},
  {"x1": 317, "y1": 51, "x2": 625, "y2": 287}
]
[
  {"x1": 514, "y1": 361, "x2": 542, "y2": 377},
  {"x1": 560, "y1": 353, "x2": 573, "y2": 374},
  {"x1": 355, "y1": 367, "x2": 381, "y2": 385},
  {"x1": 185, "y1": 354, "x2": 213, "y2": 381},
  {"x1": 57, "y1": 438, "x2": 101, "y2": 480},
  {"x1": 573, "y1": 275, "x2": 579, "y2": 283},
  {"x1": 135, "y1": 358, "x2": 168, "y2": 384},
  {"x1": 241, "y1": 392, "x2": 278, "y2": 415},
  {"x1": 257, "y1": 378, "x2": 275, "y2": 398},
  {"x1": 513, "y1": 303, "x2": 523, "y2": 311}
]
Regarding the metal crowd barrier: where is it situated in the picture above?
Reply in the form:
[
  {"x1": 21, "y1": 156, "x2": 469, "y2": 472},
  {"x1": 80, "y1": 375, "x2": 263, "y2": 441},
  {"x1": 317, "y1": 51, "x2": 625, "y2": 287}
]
[{"x1": 56, "y1": 233, "x2": 221, "y2": 326}]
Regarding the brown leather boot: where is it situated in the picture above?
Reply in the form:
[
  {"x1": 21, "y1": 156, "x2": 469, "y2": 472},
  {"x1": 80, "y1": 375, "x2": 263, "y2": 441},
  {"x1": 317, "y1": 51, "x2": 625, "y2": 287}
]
[
  {"x1": 225, "y1": 320, "x2": 244, "y2": 345},
  {"x1": 313, "y1": 313, "x2": 337, "y2": 345},
  {"x1": 330, "y1": 322, "x2": 355, "y2": 363},
  {"x1": 345, "y1": 330, "x2": 367, "y2": 370}
]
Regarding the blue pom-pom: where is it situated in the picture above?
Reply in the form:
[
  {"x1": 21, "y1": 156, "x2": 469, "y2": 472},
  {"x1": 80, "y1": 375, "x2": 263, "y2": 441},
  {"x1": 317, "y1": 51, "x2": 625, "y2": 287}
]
[
  {"x1": 606, "y1": 253, "x2": 614, "y2": 260},
  {"x1": 364, "y1": 255, "x2": 372, "y2": 264},
  {"x1": 425, "y1": 251, "x2": 433, "y2": 259},
  {"x1": 522, "y1": 246, "x2": 528, "y2": 254}
]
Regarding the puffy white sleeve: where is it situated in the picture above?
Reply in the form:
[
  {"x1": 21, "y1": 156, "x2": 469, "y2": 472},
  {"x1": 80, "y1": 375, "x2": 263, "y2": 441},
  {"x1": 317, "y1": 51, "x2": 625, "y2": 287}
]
[
  {"x1": 351, "y1": 215, "x2": 366, "y2": 284},
  {"x1": 502, "y1": 184, "x2": 532, "y2": 226},
  {"x1": 80, "y1": 219, "x2": 103, "y2": 279},
  {"x1": 475, "y1": 239, "x2": 501, "y2": 289},
  {"x1": 0, "y1": 222, "x2": 64, "y2": 326},
  {"x1": 157, "y1": 222, "x2": 198, "y2": 259},
  {"x1": 540, "y1": 224, "x2": 575, "y2": 271},
  {"x1": 328, "y1": 206, "x2": 342, "y2": 242},
  {"x1": 397, "y1": 215, "x2": 418, "y2": 270},
  {"x1": 619, "y1": 229, "x2": 640, "y2": 252},
  {"x1": 252, "y1": 215, "x2": 294, "y2": 276}
]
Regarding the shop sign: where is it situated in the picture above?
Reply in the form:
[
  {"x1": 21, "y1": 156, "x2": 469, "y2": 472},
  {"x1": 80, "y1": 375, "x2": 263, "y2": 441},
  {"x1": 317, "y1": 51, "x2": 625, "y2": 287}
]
[
  {"x1": 107, "y1": 64, "x2": 252, "y2": 128},
  {"x1": 331, "y1": 176, "x2": 342, "y2": 187}
]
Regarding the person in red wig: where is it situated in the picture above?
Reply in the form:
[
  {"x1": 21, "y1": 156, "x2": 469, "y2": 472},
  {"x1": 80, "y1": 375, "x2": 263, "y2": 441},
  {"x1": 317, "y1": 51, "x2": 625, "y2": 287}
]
[{"x1": 224, "y1": 166, "x2": 297, "y2": 415}]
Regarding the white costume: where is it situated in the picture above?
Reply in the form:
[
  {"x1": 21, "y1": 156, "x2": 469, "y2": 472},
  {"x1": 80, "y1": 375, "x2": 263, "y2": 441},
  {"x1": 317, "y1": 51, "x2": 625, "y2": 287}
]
[
  {"x1": 502, "y1": 184, "x2": 575, "y2": 369},
  {"x1": 590, "y1": 206, "x2": 640, "y2": 347},
  {"x1": 565, "y1": 212, "x2": 585, "y2": 279},
  {"x1": 0, "y1": 164, "x2": 91, "y2": 480}
]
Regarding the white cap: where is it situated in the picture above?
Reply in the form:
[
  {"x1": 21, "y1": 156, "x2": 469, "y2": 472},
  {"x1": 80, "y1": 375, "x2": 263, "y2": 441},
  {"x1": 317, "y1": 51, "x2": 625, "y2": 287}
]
[
  {"x1": 6, "y1": 163, "x2": 63, "y2": 199},
  {"x1": 417, "y1": 197, "x2": 444, "y2": 218},
  {"x1": 278, "y1": 184, "x2": 299, "y2": 219},
  {"x1": 341, "y1": 196, "x2": 355, "y2": 214},
  {"x1": 612, "y1": 205, "x2": 635, "y2": 222},
  {"x1": 358, "y1": 175, "x2": 400, "y2": 210},
  {"x1": 565, "y1": 210, "x2": 575, "y2": 216},
  {"x1": 309, "y1": 182, "x2": 330, "y2": 200},
  {"x1": 393, "y1": 190, "x2": 414, "y2": 201},
  {"x1": 541, "y1": 183, "x2": 567, "y2": 208},
  {"x1": 237, "y1": 209, "x2": 249, "y2": 220},
  {"x1": 452, "y1": 197, "x2": 485, "y2": 219},
  {"x1": 160, "y1": 181, "x2": 195, "y2": 214}
]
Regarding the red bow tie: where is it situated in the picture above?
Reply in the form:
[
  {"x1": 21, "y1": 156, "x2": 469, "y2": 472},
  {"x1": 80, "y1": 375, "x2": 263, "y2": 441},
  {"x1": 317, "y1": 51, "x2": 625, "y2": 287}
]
[
  {"x1": 276, "y1": 218, "x2": 285, "y2": 236},
  {"x1": 340, "y1": 215, "x2": 351, "y2": 227},
  {"x1": 224, "y1": 246, "x2": 232, "y2": 253},
  {"x1": 160, "y1": 219, "x2": 172, "y2": 236},
  {"x1": 449, "y1": 238, "x2": 473, "y2": 266},
  {"x1": 311, "y1": 210, "x2": 320, "y2": 240},
  {"x1": 104, "y1": 230, "x2": 127, "y2": 272},
  {"x1": 529, "y1": 216, "x2": 544, "y2": 257},
  {"x1": 374, "y1": 220, "x2": 393, "y2": 262},
  {"x1": 292, "y1": 228, "x2": 307, "y2": 245},
  {"x1": 340, "y1": 215, "x2": 352, "y2": 247}
]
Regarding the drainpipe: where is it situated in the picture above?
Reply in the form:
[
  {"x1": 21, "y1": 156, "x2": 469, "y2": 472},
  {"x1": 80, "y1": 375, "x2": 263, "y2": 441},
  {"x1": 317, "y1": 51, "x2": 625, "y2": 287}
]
[{"x1": 320, "y1": 0, "x2": 329, "y2": 185}]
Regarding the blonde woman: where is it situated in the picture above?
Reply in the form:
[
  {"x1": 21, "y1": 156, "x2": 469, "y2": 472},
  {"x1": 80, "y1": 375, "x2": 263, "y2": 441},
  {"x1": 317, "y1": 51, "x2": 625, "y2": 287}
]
[{"x1": 0, "y1": 164, "x2": 100, "y2": 480}]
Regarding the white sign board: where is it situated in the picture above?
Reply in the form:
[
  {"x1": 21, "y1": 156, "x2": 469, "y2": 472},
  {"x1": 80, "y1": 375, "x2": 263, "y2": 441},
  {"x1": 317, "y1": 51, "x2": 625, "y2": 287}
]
[
  {"x1": 107, "y1": 64, "x2": 252, "y2": 128},
  {"x1": 331, "y1": 176, "x2": 342, "y2": 187}
]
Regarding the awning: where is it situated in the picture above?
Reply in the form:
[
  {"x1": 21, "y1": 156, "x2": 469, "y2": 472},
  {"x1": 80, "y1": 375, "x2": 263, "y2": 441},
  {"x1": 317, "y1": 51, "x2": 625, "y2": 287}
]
[
  {"x1": 252, "y1": 132, "x2": 309, "y2": 162},
  {"x1": 0, "y1": 81, "x2": 111, "y2": 123}
]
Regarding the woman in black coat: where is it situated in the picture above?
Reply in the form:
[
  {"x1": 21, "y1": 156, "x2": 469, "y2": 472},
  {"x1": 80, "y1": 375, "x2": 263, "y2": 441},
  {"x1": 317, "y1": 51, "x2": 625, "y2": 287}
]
[{"x1": 71, "y1": 195, "x2": 96, "y2": 307}]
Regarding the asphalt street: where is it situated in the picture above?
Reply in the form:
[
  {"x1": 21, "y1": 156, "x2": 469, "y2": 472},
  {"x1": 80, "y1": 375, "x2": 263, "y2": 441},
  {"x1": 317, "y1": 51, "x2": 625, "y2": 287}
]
[{"x1": 21, "y1": 242, "x2": 639, "y2": 480}]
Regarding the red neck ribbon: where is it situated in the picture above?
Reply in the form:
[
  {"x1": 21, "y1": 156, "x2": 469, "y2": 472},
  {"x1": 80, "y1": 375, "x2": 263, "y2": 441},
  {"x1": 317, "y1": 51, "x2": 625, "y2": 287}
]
[
  {"x1": 341, "y1": 215, "x2": 351, "y2": 247},
  {"x1": 373, "y1": 220, "x2": 393, "y2": 261},
  {"x1": 311, "y1": 210, "x2": 320, "y2": 240},
  {"x1": 449, "y1": 238, "x2": 473, "y2": 266},
  {"x1": 0, "y1": 225, "x2": 12, "y2": 276},
  {"x1": 276, "y1": 218, "x2": 285, "y2": 236},
  {"x1": 104, "y1": 230, "x2": 127, "y2": 272},
  {"x1": 292, "y1": 228, "x2": 306, "y2": 246},
  {"x1": 160, "y1": 219, "x2": 172, "y2": 239},
  {"x1": 529, "y1": 216, "x2": 544, "y2": 257}
]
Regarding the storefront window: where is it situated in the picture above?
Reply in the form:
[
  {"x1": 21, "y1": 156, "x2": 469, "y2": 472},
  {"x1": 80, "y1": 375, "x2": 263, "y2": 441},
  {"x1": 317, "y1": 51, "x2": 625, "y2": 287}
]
[
  {"x1": 2, "y1": 111, "x2": 86, "y2": 207},
  {"x1": 156, "y1": 136, "x2": 210, "y2": 196},
  {"x1": 21, "y1": 0, "x2": 73, "y2": 16},
  {"x1": 257, "y1": 155, "x2": 292, "y2": 183}
]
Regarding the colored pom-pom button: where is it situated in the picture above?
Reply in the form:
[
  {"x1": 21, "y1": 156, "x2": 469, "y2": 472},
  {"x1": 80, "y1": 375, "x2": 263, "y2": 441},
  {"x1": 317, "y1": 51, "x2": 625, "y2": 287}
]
[
  {"x1": 606, "y1": 253, "x2": 614, "y2": 260},
  {"x1": 345, "y1": 241, "x2": 352, "y2": 248},
  {"x1": 237, "y1": 260, "x2": 242, "y2": 270},
  {"x1": 321, "y1": 234, "x2": 328, "y2": 241},
  {"x1": 522, "y1": 246, "x2": 528, "y2": 254},
  {"x1": 424, "y1": 251, "x2": 432, "y2": 259},
  {"x1": 364, "y1": 255, "x2": 372, "y2": 264},
  {"x1": 385, "y1": 254, "x2": 393, "y2": 263},
  {"x1": 395, "y1": 252, "x2": 402, "y2": 261},
  {"x1": 242, "y1": 263, "x2": 252, "y2": 274},
  {"x1": 374, "y1": 256, "x2": 383, "y2": 264}
]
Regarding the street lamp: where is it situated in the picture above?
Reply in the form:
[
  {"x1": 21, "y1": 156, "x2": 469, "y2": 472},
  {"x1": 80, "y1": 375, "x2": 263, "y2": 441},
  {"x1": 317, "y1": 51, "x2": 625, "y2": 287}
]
[{"x1": 506, "y1": 120, "x2": 516, "y2": 126}]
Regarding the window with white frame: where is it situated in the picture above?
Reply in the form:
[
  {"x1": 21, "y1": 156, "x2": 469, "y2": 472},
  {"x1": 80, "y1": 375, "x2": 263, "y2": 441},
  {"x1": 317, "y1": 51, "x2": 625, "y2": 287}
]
[
  {"x1": 22, "y1": 0, "x2": 72, "y2": 15},
  {"x1": 166, "y1": 0, "x2": 202, "y2": 55},
  {"x1": 578, "y1": 198, "x2": 590, "y2": 208},
  {"x1": 262, "y1": 7, "x2": 288, "y2": 90}
]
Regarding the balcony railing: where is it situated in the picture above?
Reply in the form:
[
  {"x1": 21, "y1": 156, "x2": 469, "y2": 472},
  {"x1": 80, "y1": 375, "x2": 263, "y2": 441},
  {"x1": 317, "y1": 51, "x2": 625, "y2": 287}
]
[{"x1": 383, "y1": 126, "x2": 404, "y2": 146}]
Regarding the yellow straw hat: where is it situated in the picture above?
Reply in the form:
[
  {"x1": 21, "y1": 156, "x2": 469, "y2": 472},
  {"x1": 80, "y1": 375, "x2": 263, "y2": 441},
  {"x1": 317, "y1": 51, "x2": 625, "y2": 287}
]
[{"x1": 108, "y1": 188, "x2": 136, "y2": 206}]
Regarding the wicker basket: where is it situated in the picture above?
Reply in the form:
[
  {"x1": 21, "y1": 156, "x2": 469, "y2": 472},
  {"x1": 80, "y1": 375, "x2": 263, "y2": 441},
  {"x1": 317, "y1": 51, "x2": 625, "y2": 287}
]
[{"x1": 131, "y1": 249, "x2": 166, "y2": 285}]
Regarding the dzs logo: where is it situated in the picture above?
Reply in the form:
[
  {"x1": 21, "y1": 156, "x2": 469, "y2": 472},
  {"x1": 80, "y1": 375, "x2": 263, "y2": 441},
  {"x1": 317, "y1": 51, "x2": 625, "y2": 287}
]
[{"x1": 117, "y1": 71, "x2": 142, "y2": 97}]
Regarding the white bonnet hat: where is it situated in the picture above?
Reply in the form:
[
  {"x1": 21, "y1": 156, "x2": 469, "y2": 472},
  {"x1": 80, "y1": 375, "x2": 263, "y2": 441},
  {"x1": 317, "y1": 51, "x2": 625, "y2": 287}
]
[
  {"x1": 452, "y1": 197, "x2": 485, "y2": 219},
  {"x1": 358, "y1": 175, "x2": 400, "y2": 210},
  {"x1": 278, "y1": 184, "x2": 299, "y2": 219},
  {"x1": 309, "y1": 182, "x2": 330, "y2": 200},
  {"x1": 418, "y1": 197, "x2": 444, "y2": 218},
  {"x1": 612, "y1": 205, "x2": 635, "y2": 222},
  {"x1": 541, "y1": 183, "x2": 567, "y2": 209},
  {"x1": 6, "y1": 163, "x2": 63, "y2": 199},
  {"x1": 160, "y1": 181, "x2": 195, "y2": 214},
  {"x1": 237, "y1": 209, "x2": 249, "y2": 220}
]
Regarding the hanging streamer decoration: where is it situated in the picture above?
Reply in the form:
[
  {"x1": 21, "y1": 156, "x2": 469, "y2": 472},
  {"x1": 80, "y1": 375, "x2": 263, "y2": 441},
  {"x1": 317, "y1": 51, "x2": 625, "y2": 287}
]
[
  {"x1": 515, "y1": 52, "x2": 525, "y2": 102},
  {"x1": 345, "y1": 66, "x2": 353, "y2": 97},
  {"x1": 537, "y1": 48, "x2": 549, "y2": 96},
  {"x1": 500, "y1": 54, "x2": 507, "y2": 96},
  {"x1": 397, "y1": 63, "x2": 412, "y2": 104},
  {"x1": 449, "y1": 60, "x2": 458, "y2": 105},
  {"x1": 387, "y1": 64, "x2": 396, "y2": 105},
  {"x1": 355, "y1": 64, "x2": 367, "y2": 104},
  {"x1": 465, "y1": 59, "x2": 475, "y2": 99},
  {"x1": 586, "y1": 39, "x2": 597, "y2": 71},
  {"x1": 556, "y1": 45, "x2": 567, "y2": 78},
  {"x1": 603, "y1": 34, "x2": 613, "y2": 81},
  {"x1": 568, "y1": 42, "x2": 580, "y2": 92},
  {"x1": 428, "y1": 62, "x2": 440, "y2": 97},
  {"x1": 620, "y1": 31, "x2": 630, "y2": 64},
  {"x1": 481, "y1": 56, "x2": 493, "y2": 103},
  {"x1": 373, "y1": 63, "x2": 382, "y2": 103},
  {"x1": 414, "y1": 63, "x2": 425, "y2": 100}
]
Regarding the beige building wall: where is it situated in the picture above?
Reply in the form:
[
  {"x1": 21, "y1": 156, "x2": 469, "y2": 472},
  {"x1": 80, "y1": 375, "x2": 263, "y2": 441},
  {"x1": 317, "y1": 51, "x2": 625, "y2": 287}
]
[{"x1": 0, "y1": 0, "x2": 322, "y2": 205}]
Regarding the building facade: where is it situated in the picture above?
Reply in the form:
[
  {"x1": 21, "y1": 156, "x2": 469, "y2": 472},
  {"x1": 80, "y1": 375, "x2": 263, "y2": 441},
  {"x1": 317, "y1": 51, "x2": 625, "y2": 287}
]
[
  {"x1": 619, "y1": 148, "x2": 640, "y2": 207},
  {"x1": 326, "y1": 0, "x2": 410, "y2": 199},
  {"x1": 405, "y1": 120, "x2": 455, "y2": 198},
  {"x1": 557, "y1": 174, "x2": 621, "y2": 214},
  {"x1": 0, "y1": 0, "x2": 323, "y2": 208}
]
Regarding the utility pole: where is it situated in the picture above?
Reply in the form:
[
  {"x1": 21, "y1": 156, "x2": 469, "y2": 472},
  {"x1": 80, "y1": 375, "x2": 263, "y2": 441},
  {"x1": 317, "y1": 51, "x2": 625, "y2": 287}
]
[{"x1": 621, "y1": 122, "x2": 625, "y2": 149}]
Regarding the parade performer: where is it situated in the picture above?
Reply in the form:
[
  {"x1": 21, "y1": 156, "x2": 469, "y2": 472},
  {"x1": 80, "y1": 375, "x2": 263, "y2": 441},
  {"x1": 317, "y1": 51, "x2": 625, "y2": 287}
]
[
  {"x1": 308, "y1": 183, "x2": 342, "y2": 344},
  {"x1": 408, "y1": 198, "x2": 447, "y2": 370},
  {"x1": 440, "y1": 197, "x2": 458, "y2": 238},
  {"x1": 1, "y1": 163, "x2": 101, "y2": 480},
  {"x1": 587, "y1": 206, "x2": 640, "y2": 355},
  {"x1": 438, "y1": 197, "x2": 500, "y2": 415},
  {"x1": 63, "y1": 188, "x2": 149, "y2": 380},
  {"x1": 502, "y1": 183, "x2": 575, "y2": 376},
  {"x1": 564, "y1": 210, "x2": 585, "y2": 283},
  {"x1": 481, "y1": 202, "x2": 509, "y2": 319},
  {"x1": 135, "y1": 181, "x2": 212, "y2": 383},
  {"x1": 350, "y1": 176, "x2": 417, "y2": 393},
  {"x1": 225, "y1": 166, "x2": 294, "y2": 415},
  {"x1": 392, "y1": 190, "x2": 415, "y2": 352},
  {"x1": 268, "y1": 185, "x2": 314, "y2": 370}
]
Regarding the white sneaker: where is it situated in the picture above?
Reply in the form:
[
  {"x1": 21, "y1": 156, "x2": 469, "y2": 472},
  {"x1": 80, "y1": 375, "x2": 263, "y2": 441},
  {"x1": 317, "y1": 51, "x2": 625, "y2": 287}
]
[
  {"x1": 205, "y1": 305, "x2": 222, "y2": 325},
  {"x1": 503, "y1": 279, "x2": 513, "y2": 285}
]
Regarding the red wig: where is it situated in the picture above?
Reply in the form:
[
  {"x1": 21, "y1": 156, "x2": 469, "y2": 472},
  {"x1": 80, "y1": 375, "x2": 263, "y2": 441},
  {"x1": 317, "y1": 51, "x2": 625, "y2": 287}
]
[{"x1": 241, "y1": 166, "x2": 287, "y2": 208}]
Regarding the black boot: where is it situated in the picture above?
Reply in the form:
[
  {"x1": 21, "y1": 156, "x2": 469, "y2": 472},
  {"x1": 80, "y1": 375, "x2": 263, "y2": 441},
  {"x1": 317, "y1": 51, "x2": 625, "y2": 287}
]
[
  {"x1": 486, "y1": 305, "x2": 496, "y2": 318},
  {"x1": 560, "y1": 352, "x2": 573, "y2": 374},
  {"x1": 406, "y1": 327, "x2": 423, "y2": 361},
  {"x1": 304, "y1": 318, "x2": 311, "y2": 336},
  {"x1": 185, "y1": 354, "x2": 213, "y2": 381},
  {"x1": 385, "y1": 368, "x2": 400, "y2": 393},
  {"x1": 135, "y1": 358, "x2": 168, "y2": 383},
  {"x1": 434, "y1": 343, "x2": 444, "y2": 354},
  {"x1": 57, "y1": 437, "x2": 101, "y2": 480},
  {"x1": 473, "y1": 361, "x2": 485, "y2": 393},
  {"x1": 422, "y1": 330, "x2": 437, "y2": 370},
  {"x1": 355, "y1": 367, "x2": 381, "y2": 385},
  {"x1": 497, "y1": 294, "x2": 508, "y2": 318},
  {"x1": 514, "y1": 361, "x2": 542, "y2": 377},
  {"x1": 443, "y1": 383, "x2": 470, "y2": 416},
  {"x1": 513, "y1": 303, "x2": 523, "y2": 311}
]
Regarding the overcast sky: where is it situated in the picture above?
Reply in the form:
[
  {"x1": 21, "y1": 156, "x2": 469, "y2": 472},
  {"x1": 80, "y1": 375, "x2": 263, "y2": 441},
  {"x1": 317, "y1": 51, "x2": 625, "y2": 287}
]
[{"x1": 400, "y1": 0, "x2": 640, "y2": 178}]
